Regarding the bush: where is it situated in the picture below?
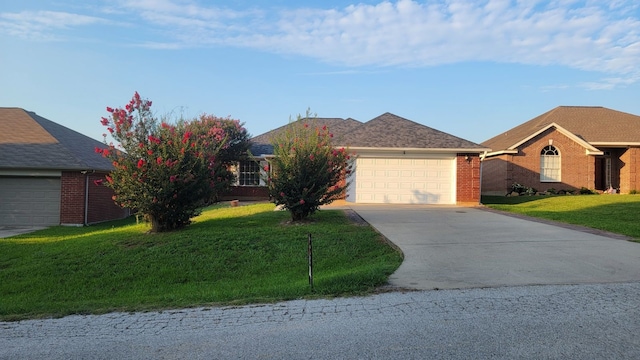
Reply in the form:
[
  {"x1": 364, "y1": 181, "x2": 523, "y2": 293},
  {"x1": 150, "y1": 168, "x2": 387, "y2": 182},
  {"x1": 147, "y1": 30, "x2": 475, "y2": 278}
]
[
  {"x1": 579, "y1": 187, "x2": 598, "y2": 195},
  {"x1": 96, "y1": 92, "x2": 244, "y2": 232},
  {"x1": 267, "y1": 110, "x2": 354, "y2": 221},
  {"x1": 510, "y1": 183, "x2": 527, "y2": 195}
]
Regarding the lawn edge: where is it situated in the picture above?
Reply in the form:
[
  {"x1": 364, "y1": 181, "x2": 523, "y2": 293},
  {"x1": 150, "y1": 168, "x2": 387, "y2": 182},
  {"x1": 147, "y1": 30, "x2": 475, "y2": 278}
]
[{"x1": 477, "y1": 205, "x2": 636, "y2": 241}]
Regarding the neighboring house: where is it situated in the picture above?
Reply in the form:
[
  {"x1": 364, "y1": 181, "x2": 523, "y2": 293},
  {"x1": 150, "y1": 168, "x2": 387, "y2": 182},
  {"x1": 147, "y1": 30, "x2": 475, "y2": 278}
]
[
  {"x1": 0, "y1": 108, "x2": 129, "y2": 226},
  {"x1": 229, "y1": 112, "x2": 489, "y2": 205},
  {"x1": 481, "y1": 106, "x2": 640, "y2": 195}
]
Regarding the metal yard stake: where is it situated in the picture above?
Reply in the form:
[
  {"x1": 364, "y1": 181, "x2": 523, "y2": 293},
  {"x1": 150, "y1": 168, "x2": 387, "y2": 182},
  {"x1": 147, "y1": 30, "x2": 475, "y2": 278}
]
[{"x1": 308, "y1": 233, "x2": 314, "y2": 290}]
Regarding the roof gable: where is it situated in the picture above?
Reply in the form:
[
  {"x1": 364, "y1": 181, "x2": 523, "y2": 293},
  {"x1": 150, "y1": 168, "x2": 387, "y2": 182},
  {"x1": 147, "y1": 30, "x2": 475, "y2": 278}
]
[
  {"x1": 506, "y1": 122, "x2": 602, "y2": 155},
  {"x1": 250, "y1": 117, "x2": 363, "y2": 155},
  {"x1": 250, "y1": 112, "x2": 487, "y2": 155},
  {"x1": 483, "y1": 106, "x2": 640, "y2": 151},
  {"x1": 343, "y1": 112, "x2": 487, "y2": 150},
  {"x1": 0, "y1": 108, "x2": 113, "y2": 171}
]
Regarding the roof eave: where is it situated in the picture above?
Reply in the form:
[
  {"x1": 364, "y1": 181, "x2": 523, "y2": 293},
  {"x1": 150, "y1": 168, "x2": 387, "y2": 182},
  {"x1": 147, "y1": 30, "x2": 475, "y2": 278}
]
[
  {"x1": 590, "y1": 142, "x2": 640, "y2": 147},
  {"x1": 507, "y1": 122, "x2": 601, "y2": 153},
  {"x1": 483, "y1": 149, "x2": 519, "y2": 157},
  {"x1": 341, "y1": 146, "x2": 491, "y2": 153}
]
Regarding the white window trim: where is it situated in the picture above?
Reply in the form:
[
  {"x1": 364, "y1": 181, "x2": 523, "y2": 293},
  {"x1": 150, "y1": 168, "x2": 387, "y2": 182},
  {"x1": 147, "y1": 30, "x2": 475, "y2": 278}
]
[
  {"x1": 234, "y1": 160, "x2": 266, "y2": 186},
  {"x1": 540, "y1": 146, "x2": 561, "y2": 183}
]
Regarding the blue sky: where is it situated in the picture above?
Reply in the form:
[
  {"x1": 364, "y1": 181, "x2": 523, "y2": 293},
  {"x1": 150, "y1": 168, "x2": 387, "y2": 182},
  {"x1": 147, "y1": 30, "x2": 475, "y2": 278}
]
[{"x1": 1, "y1": 0, "x2": 639, "y2": 144}]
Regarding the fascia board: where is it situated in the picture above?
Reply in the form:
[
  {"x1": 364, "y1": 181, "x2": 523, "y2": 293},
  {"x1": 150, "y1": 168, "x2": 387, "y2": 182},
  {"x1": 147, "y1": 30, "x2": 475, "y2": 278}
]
[{"x1": 507, "y1": 122, "x2": 601, "y2": 153}]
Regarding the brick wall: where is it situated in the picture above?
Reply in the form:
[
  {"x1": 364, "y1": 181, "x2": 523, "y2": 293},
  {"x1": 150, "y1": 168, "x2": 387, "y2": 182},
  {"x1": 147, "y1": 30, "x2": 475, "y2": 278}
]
[
  {"x1": 620, "y1": 147, "x2": 640, "y2": 193},
  {"x1": 481, "y1": 155, "x2": 510, "y2": 195},
  {"x1": 60, "y1": 171, "x2": 86, "y2": 225},
  {"x1": 60, "y1": 171, "x2": 129, "y2": 225},
  {"x1": 86, "y1": 172, "x2": 129, "y2": 224},
  {"x1": 482, "y1": 129, "x2": 597, "y2": 195},
  {"x1": 221, "y1": 186, "x2": 270, "y2": 201},
  {"x1": 456, "y1": 153, "x2": 481, "y2": 204}
]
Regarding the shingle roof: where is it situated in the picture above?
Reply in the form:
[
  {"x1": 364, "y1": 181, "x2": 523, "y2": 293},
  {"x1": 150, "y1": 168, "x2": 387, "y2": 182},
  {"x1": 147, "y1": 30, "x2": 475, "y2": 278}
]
[
  {"x1": 482, "y1": 106, "x2": 640, "y2": 151},
  {"x1": 0, "y1": 108, "x2": 113, "y2": 171},
  {"x1": 250, "y1": 117, "x2": 363, "y2": 155},
  {"x1": 250, "y1": 112, "x2": 487, "y2": 154},
  {"x1": 343, "y1": 112, "x2": 487, "y2": 150}
]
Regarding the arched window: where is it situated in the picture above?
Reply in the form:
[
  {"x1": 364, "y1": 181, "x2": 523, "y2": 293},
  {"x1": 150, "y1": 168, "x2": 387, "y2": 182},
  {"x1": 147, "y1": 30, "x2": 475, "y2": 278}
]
[{"x1": 540, "y1": 145, "x2": 560, "y2": 182}]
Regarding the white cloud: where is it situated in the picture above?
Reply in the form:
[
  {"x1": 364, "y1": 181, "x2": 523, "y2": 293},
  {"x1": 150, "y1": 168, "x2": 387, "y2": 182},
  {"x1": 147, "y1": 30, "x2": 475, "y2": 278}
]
[
  {"x1": 2, "y1": 0, "x2": 639, "y2": 86},
  {"x1": 0, "y1": 10, "x2": 107, "y2": 40}
]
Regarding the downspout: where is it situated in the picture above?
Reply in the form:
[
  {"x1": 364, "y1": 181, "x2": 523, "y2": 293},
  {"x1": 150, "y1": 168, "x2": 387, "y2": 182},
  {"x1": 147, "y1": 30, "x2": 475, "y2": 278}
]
[
  {"x1": 83, "y1": 170, "x2": 96, "y2": 226},
  {"x1": 84, "y1": 173, "x2": 89, "y2": 226},
  {"x1": 479, "y1": 151, "x2": 487, "y2": 205}
]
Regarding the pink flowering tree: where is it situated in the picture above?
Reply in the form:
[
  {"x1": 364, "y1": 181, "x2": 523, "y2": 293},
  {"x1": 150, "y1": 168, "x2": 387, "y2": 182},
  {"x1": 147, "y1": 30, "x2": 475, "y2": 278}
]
[
  {"x1": 96, "y1": 92, "x2": 242, "y2": 232},
  {"x1": 184, "y1": 114, "x2": 251, "y2": 202},
  {"x1": 267, "y1": 110, "x2": 354, "y2": 221}
]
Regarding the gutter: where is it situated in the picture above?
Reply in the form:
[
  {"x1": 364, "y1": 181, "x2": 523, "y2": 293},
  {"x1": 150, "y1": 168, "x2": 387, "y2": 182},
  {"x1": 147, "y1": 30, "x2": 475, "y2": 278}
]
[
  {"x1": 479, "y1": 151, "x2": 487, "y2": 204},
  {"x1": 343, "y1": 146, "x2": 492, "y2": 153}
]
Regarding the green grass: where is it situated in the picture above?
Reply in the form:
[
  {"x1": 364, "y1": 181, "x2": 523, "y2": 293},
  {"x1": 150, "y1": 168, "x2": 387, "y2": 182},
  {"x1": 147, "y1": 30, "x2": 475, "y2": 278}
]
[
  {"x1": 482, "y1": 195, "x2": 640, "y2": 239},
  {"x1": 0, "y1": 203, "x2": 402, "y2": 321}
]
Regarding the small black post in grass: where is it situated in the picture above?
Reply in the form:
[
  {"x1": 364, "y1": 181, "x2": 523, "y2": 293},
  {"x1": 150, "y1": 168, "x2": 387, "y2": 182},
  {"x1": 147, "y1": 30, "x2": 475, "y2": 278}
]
[{"x1": 308, "y1": 233, "x2": 314, "y2": 291}]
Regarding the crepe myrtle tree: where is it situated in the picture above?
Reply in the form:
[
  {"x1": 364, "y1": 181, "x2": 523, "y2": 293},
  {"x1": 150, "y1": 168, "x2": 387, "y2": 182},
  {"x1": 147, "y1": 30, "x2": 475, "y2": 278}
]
[
  {"x1": 95, "y1": 92, "x2": 245, "y2": 232},
  {"x1": 183, "y1": 114, "x2": 251, "y2": 202},
  {"x1": 267, "y1": 110, "x2": 355, "y2": 221}
]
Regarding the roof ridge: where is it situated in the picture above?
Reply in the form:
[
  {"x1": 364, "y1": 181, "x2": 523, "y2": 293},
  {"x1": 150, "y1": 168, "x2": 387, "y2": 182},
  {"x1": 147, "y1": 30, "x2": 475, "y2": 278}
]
[{"x1": 557, "y1": 105, "x2": 604, "y2": 108}]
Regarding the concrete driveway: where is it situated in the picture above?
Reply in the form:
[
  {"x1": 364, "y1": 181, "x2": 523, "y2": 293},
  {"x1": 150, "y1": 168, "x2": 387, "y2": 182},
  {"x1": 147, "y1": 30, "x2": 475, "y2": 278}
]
[{"x1": 349, "y1": 205, "x2": 640, "y2": 290}]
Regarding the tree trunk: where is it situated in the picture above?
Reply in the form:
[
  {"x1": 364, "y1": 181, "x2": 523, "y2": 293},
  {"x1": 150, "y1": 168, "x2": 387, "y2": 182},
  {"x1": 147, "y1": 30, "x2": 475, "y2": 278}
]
[{"x1": 148, "y1": 214, "x2": 162, "y2": 233}]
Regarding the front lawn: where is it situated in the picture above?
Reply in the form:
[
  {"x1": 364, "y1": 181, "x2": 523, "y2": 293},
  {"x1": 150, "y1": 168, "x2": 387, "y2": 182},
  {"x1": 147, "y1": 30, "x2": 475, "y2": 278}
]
[
  {"x1": 482, "y1": 195, "x2": 640, "y2": 239},
  {"x1": 0, "y1": 203, "x2": 402, "y2": 321}
]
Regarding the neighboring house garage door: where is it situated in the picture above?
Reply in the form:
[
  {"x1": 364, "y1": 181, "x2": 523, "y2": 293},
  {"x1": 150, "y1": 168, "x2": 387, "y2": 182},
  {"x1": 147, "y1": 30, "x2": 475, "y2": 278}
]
[
  {"x1": 351, "y1": 157, "x2": 455, "y2": 204},
  {"x1": 0, "y1": 177, "x2": 61, "y2": 226}
]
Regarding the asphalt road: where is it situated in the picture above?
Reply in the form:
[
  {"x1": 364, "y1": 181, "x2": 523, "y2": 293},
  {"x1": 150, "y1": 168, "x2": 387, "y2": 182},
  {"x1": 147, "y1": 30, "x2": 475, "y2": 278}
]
[{"x1": 2, "y1": 282, "x2": 640, "y2": 359}]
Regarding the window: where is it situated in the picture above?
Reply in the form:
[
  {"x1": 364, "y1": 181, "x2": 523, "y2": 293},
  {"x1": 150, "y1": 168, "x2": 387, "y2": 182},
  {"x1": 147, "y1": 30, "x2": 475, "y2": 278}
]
[
  {"x1": 238, "y1": 161, "x2": 261, "y2": 186},
  {"x1": 540, "y1": 145, "x2": 560, "y2": 182}
]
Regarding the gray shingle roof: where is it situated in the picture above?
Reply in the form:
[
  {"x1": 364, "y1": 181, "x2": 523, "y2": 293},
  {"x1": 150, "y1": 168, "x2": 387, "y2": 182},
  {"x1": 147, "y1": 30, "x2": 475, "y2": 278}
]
[
  {"x1": 343, "y1": 112, "x2": 487, "y2": 149},
  {"x1": 482, "y1": 106, "x2": 640, "y2": 151},
  {"x1": 250, "y1": 112, "x2": 487, "y2": 155},
  {"x1": 250, "y1": 117, "x2": 363, "y2": 155},
  {"x1": 0, "y1": 108, "x2": 113, "y2": 171}
]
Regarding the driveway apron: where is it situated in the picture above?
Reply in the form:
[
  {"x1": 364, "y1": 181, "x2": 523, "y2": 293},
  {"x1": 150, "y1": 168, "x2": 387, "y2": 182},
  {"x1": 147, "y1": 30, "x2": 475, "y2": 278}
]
[{"x1": 350, "y1": 205, "x2": 640, "y2": 290}]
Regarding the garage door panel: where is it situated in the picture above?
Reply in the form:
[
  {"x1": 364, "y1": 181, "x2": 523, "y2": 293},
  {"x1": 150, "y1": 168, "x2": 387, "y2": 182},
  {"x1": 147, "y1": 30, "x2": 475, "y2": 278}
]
[
  {"x1": 0, "y1": 177, "x2": 61, "y2": 226},
  {"x1": 354, "y1": 157, "x2": 455, "y2": 204}
]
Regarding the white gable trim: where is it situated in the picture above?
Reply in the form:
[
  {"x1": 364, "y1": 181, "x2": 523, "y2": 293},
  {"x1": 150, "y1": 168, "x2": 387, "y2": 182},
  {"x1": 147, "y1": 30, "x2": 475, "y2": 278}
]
[
  {"x1": 507, "y1": 122, "x2": 602, "y2": 155},
  {"x1": 482, "y1": 149, "x2": 519, "y2": 158}
]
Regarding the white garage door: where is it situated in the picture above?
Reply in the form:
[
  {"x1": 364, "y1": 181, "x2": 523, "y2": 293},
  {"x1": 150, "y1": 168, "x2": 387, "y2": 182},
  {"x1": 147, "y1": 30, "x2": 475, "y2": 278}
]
[
  {"x1": 0, "y1": 177, "x2": 61, "y2": 226},
  {"x1": 352, "y1": 157, "x2": 455, "y2": 204}
]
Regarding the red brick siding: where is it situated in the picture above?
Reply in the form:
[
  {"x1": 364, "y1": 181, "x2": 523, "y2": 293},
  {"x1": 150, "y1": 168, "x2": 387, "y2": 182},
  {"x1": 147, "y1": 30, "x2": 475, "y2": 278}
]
[
  {"x1": 456, "y1": 153, "x2": 481, "y2": 204},
  {"x1": 481, "y1": 155, "x2": 511, "y2": 195},
  {"x1": 222, "y1": 172, "x2": 348, "y2": 201},
  {"x1": 86, "y1": 173, "x2": 129, "y2": 224},
  {"x1": 482, "y1": 129, "x2": 597, "y2": 194},
  {"x1": 221, "y1": 186, "x2": 270, "y2": 201},
  {"x1": 620, "y1": 147, "x2": 640, "y2": 193},
  {"x1": 60, "y1": 171, "x2": 129, "y2": 225},
  {"x1": 60, "y1": 172, "x2": 86, "y2": 225}
]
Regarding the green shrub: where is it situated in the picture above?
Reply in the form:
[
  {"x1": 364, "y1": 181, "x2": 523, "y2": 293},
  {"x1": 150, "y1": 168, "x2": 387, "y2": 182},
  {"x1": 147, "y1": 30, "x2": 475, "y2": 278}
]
[
  {"x1": 267, "y1": 110, "x2": 354, "y2": 221},
  {"x1": 579, "y1": 187, "x2": 598, "y2": 195}
]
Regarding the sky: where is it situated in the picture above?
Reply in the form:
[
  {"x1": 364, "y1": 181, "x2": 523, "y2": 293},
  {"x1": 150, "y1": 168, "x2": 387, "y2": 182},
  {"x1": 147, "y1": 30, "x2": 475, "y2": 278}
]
[{"x1": 1, "y1": 0, "x2": 639, "y2": 144}]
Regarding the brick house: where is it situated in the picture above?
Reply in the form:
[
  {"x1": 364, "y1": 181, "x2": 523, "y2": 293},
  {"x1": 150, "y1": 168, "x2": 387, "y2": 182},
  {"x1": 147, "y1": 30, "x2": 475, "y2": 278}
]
[
  {"x1": 481, "y1": 106, "x2": 640, "y2": 195},
  {"x1": 228, "y1": 113, "x2": 489, "y2": 205},
  {"x1": 0, "y1": 108, "x2": 129, "y2": 226}
]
